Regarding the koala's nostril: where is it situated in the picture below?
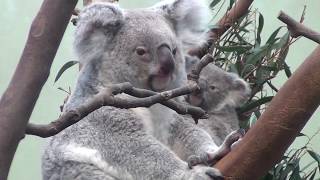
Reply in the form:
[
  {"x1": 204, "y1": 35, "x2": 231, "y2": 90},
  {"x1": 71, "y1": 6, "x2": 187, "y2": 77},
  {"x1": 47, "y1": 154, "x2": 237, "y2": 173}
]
[{"x1": 157, "y1": 45, "x2": 175, "y2": 75}]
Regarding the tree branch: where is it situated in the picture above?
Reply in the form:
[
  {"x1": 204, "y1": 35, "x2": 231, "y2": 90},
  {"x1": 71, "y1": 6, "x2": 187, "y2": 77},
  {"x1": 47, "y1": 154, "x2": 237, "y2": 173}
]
[
  {"x1": 215, "y1": 46, "x2": 320, "y2": 179},
  {"x1": 188, "y1": 0, "x2": 254, "y2": 58},
  {"x1": 26, "y1": 55, "x2": 215, "y2": 138},
  {"x1": 0, "y1": 0, "x2": 77, "y2": 179},
  {"x1": 278, "y1": 11, "x2": 320, "y2": 44}
]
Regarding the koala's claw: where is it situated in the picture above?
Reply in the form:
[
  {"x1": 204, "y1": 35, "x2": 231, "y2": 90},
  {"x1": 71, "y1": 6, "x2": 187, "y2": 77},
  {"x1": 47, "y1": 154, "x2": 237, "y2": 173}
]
[
  {"x1": 187, "y1": 153, "x2": 211, "y2": 168},
  {"x1": 222, "y1": 129, "x2": 245, "y2": 149},
  {"x1": 186, "y1": 166, "x2": 224, "y2": 180},
  {"x1": 205, "y1": 170, "x2": 225, "y2": 180}
]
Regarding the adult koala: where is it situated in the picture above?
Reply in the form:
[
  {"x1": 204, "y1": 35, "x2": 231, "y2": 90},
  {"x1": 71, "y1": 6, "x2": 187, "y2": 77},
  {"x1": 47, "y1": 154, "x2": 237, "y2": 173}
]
[{"x1": 42, "y1": 0, "x2": 224, "y2": 180}]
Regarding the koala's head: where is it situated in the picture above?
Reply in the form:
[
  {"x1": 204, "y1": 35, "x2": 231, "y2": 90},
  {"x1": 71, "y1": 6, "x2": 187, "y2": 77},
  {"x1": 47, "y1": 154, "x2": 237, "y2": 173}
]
[
  {"x1": 74, "y1": 0, "x2": 209, "y2": 92},
  {"x1": 186, "y1": 60, "x2": 251, "y2": 111}
]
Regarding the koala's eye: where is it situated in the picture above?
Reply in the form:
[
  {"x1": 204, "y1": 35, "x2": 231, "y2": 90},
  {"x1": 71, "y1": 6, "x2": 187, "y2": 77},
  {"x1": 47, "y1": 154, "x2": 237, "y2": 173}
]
[
  {"x1": 135, "y1": 47, "x2": 147, "y2": 56},
  {"x1": 209, "y1": 85, "x2": 216, "y2": 90},
  {"x1": 172, "y1": 48, "x2": 177, "y2": 56}
]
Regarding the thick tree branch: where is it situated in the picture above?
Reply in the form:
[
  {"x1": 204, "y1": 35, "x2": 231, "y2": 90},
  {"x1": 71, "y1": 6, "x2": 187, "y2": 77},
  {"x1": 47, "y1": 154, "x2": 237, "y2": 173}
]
[
  {"x1": 26, "y1": 55, "x2": 215, "y2": 138},
  {"x1": 215, "y1": 46, "x2": 320, "y2": 179},
  {"x1": 189, "y1": 0, "x2": 254, "y2": 58},
  {"x1": 0, "y1": 0, "x2": 77, "y2": 179},
  {"x1": 278, "y1": 11, "x2": 320, "y2": 44}
]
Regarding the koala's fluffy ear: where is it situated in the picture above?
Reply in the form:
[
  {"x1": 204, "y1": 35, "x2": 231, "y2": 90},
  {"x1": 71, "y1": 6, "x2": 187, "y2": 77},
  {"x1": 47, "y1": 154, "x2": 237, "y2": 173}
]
[
  {"x1": 152, "y1": 0, "x2": 210, "y2": 51},
  {"x1": 74, "y1": 3, "x2": 124, "y2": 65}
]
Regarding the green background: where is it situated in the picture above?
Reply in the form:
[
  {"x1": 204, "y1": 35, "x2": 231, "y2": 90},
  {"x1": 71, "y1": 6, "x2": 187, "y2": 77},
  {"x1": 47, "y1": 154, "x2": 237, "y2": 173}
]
[{"x1": 0, "y1": 0, "x2": 319, "y2": 179}]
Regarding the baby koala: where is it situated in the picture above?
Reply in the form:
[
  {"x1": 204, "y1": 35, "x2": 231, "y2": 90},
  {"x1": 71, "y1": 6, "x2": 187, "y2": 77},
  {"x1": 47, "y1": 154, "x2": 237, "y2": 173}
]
[{"x1": 186, "y1": 56, "x2": 251, "y2": 145}]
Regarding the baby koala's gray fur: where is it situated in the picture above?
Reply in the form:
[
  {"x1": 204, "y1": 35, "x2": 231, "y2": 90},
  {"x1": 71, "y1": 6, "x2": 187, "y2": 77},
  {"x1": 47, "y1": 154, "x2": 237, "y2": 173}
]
[
  {"x1": 42, "y1": 1, "x2": 225, "y2": 180},
  {"x1": 186, "y1": 56, "x2": 251, "y2": 145}
]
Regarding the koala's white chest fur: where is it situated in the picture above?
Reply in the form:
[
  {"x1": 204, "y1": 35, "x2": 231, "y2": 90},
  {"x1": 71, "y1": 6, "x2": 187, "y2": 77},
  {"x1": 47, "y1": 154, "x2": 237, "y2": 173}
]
[
  {"x1": 131, "y1": 104, "x2": 174, "y2": 145},
  {"x1": 130, "y1": 107, "x2": 154, "y2": 134}
]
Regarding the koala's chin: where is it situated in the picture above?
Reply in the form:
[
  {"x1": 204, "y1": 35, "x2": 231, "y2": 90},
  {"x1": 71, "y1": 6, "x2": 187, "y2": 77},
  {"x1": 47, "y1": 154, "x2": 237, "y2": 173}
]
[{"x1": 149, "y1": 74, "x2": 172, "y2": 92}]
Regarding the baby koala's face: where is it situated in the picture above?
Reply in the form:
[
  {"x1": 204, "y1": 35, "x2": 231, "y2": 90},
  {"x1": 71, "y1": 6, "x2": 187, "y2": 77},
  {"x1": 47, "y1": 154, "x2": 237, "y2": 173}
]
[{"x1": 187, "y1": 64, "x2": 251, "y2": 111}]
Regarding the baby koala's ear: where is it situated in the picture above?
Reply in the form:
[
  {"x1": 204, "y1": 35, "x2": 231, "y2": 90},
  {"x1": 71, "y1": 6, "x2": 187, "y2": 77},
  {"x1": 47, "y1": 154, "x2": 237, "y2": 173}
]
[
  {"x1": 152, "y1": 0, "x2": 210, "y2": 51},
  {"x1": 184, "y1": 55, "x2": 199, "y2": 73}
]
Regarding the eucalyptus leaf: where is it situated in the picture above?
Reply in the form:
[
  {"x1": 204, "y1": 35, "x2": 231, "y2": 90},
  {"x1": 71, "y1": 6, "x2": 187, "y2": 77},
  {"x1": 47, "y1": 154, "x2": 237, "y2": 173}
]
[
  {"x1": 304, "y1": 168, "x2": 317, "y2": 180},
  {"x1": 228, "y1": 0, "x2": 235, "y2": 10},
  {"x1": 210, "y1": 0, "x2": 222, "y2": 8},
  {"x1": 54, "y1": 61, "x2": 79, "y2": 83},
  {"x1": 256, "y1": 13, "x2": 264, "y2": 45},
  {"x1": 245, "y1": 45, "x2": 269, "y2": 65},
  {"x1": 238, "y1": 96, "x2": 273, "y2": 114},
  {"x1": 266, "y1": 27, "x2": 282, "y2": 45},
  {"x1": 216, "y1": 45, "x2": 252, "y2": 54},
  {"x1": 284, "y1": 62, "x2": 292, "y2": 78},
  {"x1": 307, "y1": 150, "x2": 320, "y2": 165}
]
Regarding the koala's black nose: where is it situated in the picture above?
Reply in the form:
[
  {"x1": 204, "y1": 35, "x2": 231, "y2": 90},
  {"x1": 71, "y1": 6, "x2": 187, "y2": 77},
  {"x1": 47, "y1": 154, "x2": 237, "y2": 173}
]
[{"x1": 157, "y1": 45, "x2": 175, "y2": 75}]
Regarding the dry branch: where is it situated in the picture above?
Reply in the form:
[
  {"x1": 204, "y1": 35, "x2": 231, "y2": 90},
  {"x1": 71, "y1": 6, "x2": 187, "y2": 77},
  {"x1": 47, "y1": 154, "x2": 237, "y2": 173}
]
[
  {"x1": 0, "y1": 0, "x2": 77, "y2": 179},
  {"x1": 26, "y1": 55, "x2": 215, "y2": 138},
  {"x1": 214, "y1": 46, "x2": 320, "y2": 179},
  {"x1": 278, "y1": 11, "x2": 320, "y2": 44},
  {"x1": 189, "y1": 0, "x2": 254, "y2": 58}
]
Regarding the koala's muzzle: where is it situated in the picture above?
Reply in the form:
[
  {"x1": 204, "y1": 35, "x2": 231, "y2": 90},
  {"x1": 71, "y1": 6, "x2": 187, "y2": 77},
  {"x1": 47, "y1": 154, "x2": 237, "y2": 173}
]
[
  {"x1": 157, "y1": 45, "x2": 175, "y2": 75},
  {"x1": 148, "y1": 45, "x2": 175, "y2": 91}
]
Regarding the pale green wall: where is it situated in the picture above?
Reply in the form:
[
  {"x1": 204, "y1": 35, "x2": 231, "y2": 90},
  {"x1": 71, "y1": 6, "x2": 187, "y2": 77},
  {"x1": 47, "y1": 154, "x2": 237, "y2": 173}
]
[{"x1": 0, "y1": 0, "x2": 319, "y2": 179}]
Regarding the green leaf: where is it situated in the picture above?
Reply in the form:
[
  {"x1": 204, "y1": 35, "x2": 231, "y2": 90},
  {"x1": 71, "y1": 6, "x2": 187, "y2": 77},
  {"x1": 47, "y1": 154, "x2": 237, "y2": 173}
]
[
  {"x1": 54, "y1": 61, "x2": 79, "y2": 83},
  {"x1": 210, "y1": 0, "x2": 222, "y2": 8},
  {"x1": 301, "y1": 161, "x2": 316, "y2": 172},
  {"x1": 245, "y1": 45, "x2": 269, "y2": 65},
  {"x1": 266, "y1": 27, "x2": 282, "y2": 45},
  {"x1": 238, "y1": 96, "x2": 273, "y2": 114},
  {"x1": 229, "y1": 63, "x2": 239, "y2": 74},
  {"x1": 275, "y1": 31, "x2": 290, "y2": 49},
  {"x1": 284, "y1": 62, "x2": 292, "y2": 78},
  {"x1": 289, "y1": 163, "x2": 301, "y2": 180},
  {"x1": 261, "y1": 172, "x2": 274, "y2": 180},
  {"x1": 307, "y1": 150, "x2": 320, "y2": 165},
  {"x1": 297, "y1": 132, "x2": 306, "y2": 137},
  {"x1": 256, "y1": 13, "x2": 264, "y2": 45},
  {"x1": 228, "y1": 0, "x2": 235, "y2": 10},
  {"x1": 249, "y1": 113, "x2": 257, "y2": 127},
  {"x1": 216, "y1": 45, "x2": 252, "y2": 54},
  {"x1": 280, "y1": 158, "x2": 300, "y2": 180},
  {"x1": 304, "y1": 168, "x2": 317, "y2": 180},
  {"x1": 256, "y1": 66, "x2": 272, "y2": 85}
]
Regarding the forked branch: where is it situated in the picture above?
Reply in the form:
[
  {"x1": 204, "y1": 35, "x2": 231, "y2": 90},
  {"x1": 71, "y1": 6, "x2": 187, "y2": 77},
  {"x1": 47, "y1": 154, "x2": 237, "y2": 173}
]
[
  {"x1": 26, "y1": 55, "x2": 215, "y2": 138},
  {"x1": 278, "y1": 11, "x2": 320, "y2": 44}
]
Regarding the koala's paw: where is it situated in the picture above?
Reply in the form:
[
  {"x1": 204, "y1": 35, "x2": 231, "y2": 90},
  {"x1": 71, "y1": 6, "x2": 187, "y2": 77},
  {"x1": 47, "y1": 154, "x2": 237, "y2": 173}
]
[
  {"x1": 187, "y1": 152, "x2": 212, "y2": 168},
  {"x1": 222, "y1": 129, "x2": 245, "y2": 149},
  {"x1": 184, "y1": 166, "x2": 224, "y2": 180},
  {"x1": 187, "y1": 129, "x2": 246, "y2": 168}
]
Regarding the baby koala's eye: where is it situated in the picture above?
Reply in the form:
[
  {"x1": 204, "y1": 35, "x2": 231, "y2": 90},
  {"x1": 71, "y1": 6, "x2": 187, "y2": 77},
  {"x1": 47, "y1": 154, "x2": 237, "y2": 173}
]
[
  {"x1": 209, "y1": 85, "x2": 216, "y2": 90},
  {"x1": 135, "y1": 46, "x2": 147, "y2": 56}
]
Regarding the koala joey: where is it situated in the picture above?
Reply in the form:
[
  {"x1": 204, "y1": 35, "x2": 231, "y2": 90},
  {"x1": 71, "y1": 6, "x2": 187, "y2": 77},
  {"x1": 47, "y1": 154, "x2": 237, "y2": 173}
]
[
  {"x1": 185, "y1": 56, "x2": 251, "y2": 145},
  {"x1": 42, "y1": 1, "x2": 225, "y2": 180}
]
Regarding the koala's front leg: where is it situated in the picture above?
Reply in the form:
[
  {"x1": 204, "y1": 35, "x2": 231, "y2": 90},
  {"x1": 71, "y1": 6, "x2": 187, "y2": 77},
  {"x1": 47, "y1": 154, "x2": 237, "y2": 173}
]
[
  {"x1": 187, "y1": 129, "x2": 245, "y2": 168},
  {"x1": 59, "y1": 161, "x2": 117, "y2": 180}
]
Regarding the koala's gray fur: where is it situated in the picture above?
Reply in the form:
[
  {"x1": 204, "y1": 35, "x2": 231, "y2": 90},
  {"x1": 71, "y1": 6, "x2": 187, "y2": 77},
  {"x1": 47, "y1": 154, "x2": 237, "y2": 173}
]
[
  {"x1": 42, "y1": 1, "x2": 225, "y2": 180},
  {"x1": 186, "y1": 57, "x2": 251, "y2": 145}
]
